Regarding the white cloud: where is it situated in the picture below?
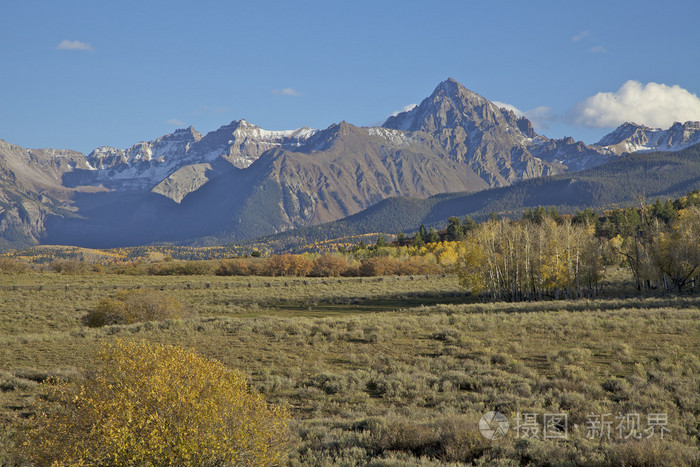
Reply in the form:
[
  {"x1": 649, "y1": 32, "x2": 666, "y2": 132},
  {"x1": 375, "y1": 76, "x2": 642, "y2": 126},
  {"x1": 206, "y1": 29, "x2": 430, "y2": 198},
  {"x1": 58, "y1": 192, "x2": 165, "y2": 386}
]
[
  {"x1": 589, "y1": 45, "x2": 608, "y2": 54},
  {"x1": 574, "y1": 80, "x2": 700, "y2": 128},
  {"x1": 492, "y1": 101, "x2": 553, "y2": 130},
  {"x1": 572, "y1": 31, "x2": 590, "y2": 42},
  {"x1": 166, "y1": 119, "x2": 186, "y2": 126},
  {"x1": 390, "y1": 104, "x2": 417, "y2": 117},
  {"x1": 272, "y1": 87, "x2": 302, "y2": 96},
  {"x1": 56, "y1": 40, "x2": 93, "y2": 51}
]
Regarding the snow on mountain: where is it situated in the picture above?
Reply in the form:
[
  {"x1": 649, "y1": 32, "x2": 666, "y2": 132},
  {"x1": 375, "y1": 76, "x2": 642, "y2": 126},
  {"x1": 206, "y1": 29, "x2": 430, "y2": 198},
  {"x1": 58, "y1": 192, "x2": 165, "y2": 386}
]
[
  {"x1": 86, "y1": 121, "x2": 318, "y2": 190},
  {"x1": 598, "y1": 121, "x2": 700, "y2": 154}
]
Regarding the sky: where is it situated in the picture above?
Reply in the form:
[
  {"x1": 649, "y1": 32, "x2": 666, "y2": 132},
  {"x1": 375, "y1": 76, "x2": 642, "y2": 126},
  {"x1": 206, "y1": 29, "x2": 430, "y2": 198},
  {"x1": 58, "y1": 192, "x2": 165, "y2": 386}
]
[{"x1": 1, "y1": 0, "x2": 699, "y2": 154}]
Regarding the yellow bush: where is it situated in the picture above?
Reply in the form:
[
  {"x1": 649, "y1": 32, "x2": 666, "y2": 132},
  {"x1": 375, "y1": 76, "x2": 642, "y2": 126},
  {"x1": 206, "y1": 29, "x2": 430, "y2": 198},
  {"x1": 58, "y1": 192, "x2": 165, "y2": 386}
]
[{"x1": 23, "y1": 339, "x2": 292, "y2": 466}]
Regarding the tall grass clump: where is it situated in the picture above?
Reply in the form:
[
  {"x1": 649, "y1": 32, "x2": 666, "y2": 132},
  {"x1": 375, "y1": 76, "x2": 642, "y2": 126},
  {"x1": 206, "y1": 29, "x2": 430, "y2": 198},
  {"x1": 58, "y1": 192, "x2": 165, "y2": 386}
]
[{"x1": 84, "y1": 290, "x2": 187, "y2": 327}]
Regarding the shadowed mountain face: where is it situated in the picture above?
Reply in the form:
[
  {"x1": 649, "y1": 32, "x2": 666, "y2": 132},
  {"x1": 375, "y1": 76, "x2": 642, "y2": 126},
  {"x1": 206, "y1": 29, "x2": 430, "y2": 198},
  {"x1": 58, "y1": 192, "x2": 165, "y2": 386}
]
[
  {"x1": 1, "y1": 78, "x2": 698, "y2": 250},
  {"x1": 253, "y1": 142, "x2": 700, "y2": 253}
]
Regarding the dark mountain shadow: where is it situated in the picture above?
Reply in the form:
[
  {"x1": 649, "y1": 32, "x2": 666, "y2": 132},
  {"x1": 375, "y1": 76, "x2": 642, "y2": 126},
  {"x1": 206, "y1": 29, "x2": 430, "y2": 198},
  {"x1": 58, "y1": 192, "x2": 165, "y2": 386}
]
[{"x1": 44, "y1": 159, "x2": 271, "y2": 248}]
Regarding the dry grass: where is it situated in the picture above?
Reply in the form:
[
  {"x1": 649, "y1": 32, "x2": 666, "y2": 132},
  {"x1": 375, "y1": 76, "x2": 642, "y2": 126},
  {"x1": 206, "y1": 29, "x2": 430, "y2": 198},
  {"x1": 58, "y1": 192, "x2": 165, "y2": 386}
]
[{"x1": 0, "y1": 271, "x2": 698, "y2": 465}]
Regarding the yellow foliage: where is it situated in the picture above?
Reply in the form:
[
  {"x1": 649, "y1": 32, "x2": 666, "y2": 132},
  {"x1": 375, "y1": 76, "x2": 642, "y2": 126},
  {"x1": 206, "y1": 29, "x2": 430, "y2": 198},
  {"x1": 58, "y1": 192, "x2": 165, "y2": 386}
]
[
  {"x1": 24, "y1": 339, "x2": 292, "y2": 466},
  {"x1": 455, "y1": 218, "x2": 603, "y2": 299}
]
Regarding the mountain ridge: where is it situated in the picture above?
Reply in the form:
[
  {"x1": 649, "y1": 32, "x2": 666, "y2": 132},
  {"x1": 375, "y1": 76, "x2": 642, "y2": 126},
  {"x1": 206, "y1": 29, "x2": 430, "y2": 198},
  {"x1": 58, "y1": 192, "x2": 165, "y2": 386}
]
[
  {"x1": 249, "y1": 142, "x2": 700, "y2": 253},
  {"x1": 1, "y1": 78, "x2": 699, "y2": 250}
]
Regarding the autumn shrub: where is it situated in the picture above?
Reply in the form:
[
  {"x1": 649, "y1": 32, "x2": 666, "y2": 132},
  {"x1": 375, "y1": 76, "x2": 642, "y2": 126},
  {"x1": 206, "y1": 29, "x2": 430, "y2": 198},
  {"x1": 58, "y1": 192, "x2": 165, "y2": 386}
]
[
  {"x1": 84, "y1": 290, "x2": 186, "y2": 327},
  {"x1": 606, "y1": 439, "x2": 700, "y2": 467},
  {"x1": 374, "y1": 417, "x2": 488, "y2": 463},
  {"x1": 376, "y1": 419, "x2": 440, "y2": 457},
  {"x1": 0, "y1": 257, "x2": 31, "y2": 274},
  {"x1": 215, "y1": 259, "x2": 251, "y2": 276},
  {"x1": 359, "y1": 256, "x2": 398, "y2": 276},
  {"x1": 148, "y1": 260, "x2": 214, "y2": 275},
  {"x1": 437, "y1": 417, "x2": 490, "y2": 463},
  {"x1": 51, "y1": 259, "x2": 89, "y2": 274},
  {"x1": 341, "y1": 263, "x2": 361, "y2": 276},
  {"x1": 264, "y1": 254, "x2": 313, "y2": 277},
  {"x1": 394, "y1": 256, "x2": 441, "y2": 275},
  {"x1": 109, "y1": 260, "x2": 150, "y2": 275},
  {"x1": 310, "y1": 254, "x2": 349, "y2": 277},
  {"x1": 22, "y1": 339, "x2": 292, "y2": 466}
]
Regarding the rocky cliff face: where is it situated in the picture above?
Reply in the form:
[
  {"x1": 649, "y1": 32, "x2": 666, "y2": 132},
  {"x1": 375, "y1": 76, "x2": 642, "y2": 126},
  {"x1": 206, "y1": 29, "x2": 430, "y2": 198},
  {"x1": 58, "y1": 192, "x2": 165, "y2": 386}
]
[
  {"x1": 383, "y1": 78, "x2": 611, "y2": 184},
  {"x1": 598, "y1": 121, "x2": 700, "y2": 154},
  {"x1": 84, "y1": 121, "x2": 318, "y2": 192},
  {"x1": 237, "y1": 121, "x2": 489, "y2": 230},
  {"x1": 0, "y1": 140, "x2": 89, "y2": 248}
]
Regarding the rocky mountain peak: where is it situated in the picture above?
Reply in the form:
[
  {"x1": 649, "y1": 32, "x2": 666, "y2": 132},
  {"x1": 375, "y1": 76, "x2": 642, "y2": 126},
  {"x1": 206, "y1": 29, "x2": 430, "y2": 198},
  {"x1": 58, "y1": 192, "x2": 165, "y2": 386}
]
[
  {"x1": 597, "y1": 121, "x2": 700, "y2": 154},
  {"x1": 383, "y1": 78, "x2": 519, "y2": 136},
  {"x1": 596, "y1": 122, "x2": 655, "y2": 146},
  {"x1": 434, "y1": 77, "x2": 486, "y2": 106},
  {"x1": 517, "y1": 117, "x2": 537, "y2": 138},
  {"x1": 173, "y1": 126, "x2": 204, "y2": 142}
]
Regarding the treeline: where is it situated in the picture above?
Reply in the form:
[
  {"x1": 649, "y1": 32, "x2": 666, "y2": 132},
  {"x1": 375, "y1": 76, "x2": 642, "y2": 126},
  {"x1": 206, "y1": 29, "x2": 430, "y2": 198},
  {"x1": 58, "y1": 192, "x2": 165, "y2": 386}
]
[
  {"x1": 604, "y1": 199, "x2": 700, "y2": 293},
  {"x1": 393, "y1": 190, "x2": 700, "y2": 299}
]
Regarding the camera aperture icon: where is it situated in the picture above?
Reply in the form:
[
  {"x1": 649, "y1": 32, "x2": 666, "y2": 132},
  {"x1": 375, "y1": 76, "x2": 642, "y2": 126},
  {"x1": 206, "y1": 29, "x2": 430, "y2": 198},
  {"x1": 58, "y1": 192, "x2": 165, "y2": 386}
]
[{"x1": 479, "y1": 411, "x2": 509, "y2": 440}]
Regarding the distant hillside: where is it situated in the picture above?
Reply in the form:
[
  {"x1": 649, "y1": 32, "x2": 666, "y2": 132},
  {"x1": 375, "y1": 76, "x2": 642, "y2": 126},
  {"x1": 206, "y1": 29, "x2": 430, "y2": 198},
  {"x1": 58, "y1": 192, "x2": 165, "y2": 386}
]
[{"x1": 250, "y1": 143, "x2": 700, "y2": 252}]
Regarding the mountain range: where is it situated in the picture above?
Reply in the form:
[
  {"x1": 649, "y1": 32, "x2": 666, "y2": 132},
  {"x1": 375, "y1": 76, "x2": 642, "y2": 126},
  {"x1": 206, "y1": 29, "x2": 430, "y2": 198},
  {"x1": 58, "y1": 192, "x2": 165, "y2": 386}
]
[
  {"x1": 1, "y1": 78, "x2": 699, "y2": 251},
  {"x1": 255, "y1": 142, "x2": 700, "y2": 253}
]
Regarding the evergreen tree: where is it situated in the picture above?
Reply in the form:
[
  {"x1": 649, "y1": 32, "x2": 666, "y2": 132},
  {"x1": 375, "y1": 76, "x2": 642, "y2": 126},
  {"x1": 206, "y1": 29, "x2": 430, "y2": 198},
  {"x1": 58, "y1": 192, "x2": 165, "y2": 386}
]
[
  {"x1": 375, "y1": 235, "x2": 387, "y2": 248},
  {"x1": 572, "y1": 208, "x2": 598, "y2": 227},
  {"x1": 396, "y1": 231, "x2": 406, "y2": 244},
  {"x1": 463, "y1": 216, "x2": 477, "y2": 232},
  {"x1": 427, "y1": 227, "x2": 440, "y2": 243},
  {"x1": 418, "y1": 224, "x2": 428, "y2": 239},
  {"x1": 446, "y1": 217, "x2": 464, "y2": 241},
  {"x1": 413, "y1": 231, "x2": 425, "y2": 247}
]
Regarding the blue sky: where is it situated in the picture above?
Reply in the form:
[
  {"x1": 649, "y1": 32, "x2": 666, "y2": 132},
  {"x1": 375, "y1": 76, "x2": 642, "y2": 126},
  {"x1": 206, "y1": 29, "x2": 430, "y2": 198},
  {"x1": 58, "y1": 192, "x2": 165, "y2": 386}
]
[{"x1": 1, "y1": 0, "x2": 699, "y2": 154}]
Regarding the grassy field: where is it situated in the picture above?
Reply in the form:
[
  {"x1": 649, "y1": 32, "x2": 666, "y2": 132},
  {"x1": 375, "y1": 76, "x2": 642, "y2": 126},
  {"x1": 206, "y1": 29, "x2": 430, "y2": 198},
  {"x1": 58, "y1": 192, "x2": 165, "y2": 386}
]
[{"x1": 1, "y1": 271, "x2": 699, "y2": 465}]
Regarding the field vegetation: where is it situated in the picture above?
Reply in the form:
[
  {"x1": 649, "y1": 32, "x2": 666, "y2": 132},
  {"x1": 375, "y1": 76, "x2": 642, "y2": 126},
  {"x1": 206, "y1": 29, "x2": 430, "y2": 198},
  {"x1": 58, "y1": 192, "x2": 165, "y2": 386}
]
[
  {"x1": 1, "y1": 192, "x2": 699, "y2": 464},
  {"x1": 0, "y1": 268, "x2": 698, "y2": 465}
]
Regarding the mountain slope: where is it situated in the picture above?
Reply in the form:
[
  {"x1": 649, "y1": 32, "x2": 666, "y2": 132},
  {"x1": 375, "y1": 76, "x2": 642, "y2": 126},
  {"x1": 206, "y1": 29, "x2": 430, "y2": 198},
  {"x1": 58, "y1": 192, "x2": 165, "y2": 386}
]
[
  {"x1": 43, "y1": 121, "x2": 491, "y2": 247},
  {"x1": 252, "y1": 142, "x2": 700, "y2": 252},
  {"x1": 71, "y1": 121, "x2": 318, "y2": 195},
  {"x1": 0, "y1": 140, "x2": 92, "y2": 249}
]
